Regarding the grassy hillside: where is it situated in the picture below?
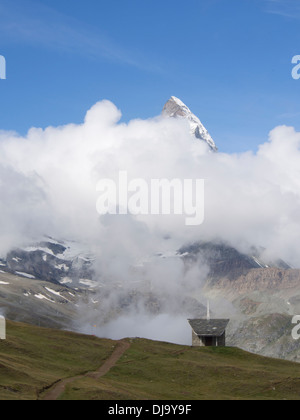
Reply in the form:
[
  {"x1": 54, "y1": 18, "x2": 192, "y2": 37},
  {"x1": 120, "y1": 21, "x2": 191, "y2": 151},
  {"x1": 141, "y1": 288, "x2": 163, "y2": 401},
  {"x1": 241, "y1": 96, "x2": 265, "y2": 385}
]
[
  {"x1": 0, "y1": 320, "x2": 116, "y2": 400},
  {"x1": 60, "y1": 339, "x2": 300, "y2": 400},
  {"x1": 1, "y1": 320, "x2": 300, "y2": 400}
]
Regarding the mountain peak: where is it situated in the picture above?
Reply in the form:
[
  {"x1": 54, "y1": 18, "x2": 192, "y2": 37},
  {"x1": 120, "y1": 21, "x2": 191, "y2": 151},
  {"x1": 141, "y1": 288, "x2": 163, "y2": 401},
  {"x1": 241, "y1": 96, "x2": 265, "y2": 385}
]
[
  {"x1": 169, "y1": 96, "x2": 186, "y2": 108},
  {"x1": 162, "y1": 96, "x2": 218, "y2": 152}
]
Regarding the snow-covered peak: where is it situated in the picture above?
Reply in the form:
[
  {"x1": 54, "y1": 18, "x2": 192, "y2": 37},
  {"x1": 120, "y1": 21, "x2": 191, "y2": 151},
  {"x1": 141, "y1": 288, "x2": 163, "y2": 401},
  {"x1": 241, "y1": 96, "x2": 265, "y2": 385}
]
[
  {"x1": 169, "y1": 96, "x2": 186, "y2": 108},
  {"x1": 162, "y1": 96, "x2": 218, "y2": 152}
]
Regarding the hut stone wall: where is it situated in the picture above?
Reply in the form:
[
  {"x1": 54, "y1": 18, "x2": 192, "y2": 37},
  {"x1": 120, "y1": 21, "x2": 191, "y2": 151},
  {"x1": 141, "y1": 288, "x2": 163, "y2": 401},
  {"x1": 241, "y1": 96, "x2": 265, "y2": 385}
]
[{"x1": 192, "y1": 330, "x2": 226, "y2": 347}]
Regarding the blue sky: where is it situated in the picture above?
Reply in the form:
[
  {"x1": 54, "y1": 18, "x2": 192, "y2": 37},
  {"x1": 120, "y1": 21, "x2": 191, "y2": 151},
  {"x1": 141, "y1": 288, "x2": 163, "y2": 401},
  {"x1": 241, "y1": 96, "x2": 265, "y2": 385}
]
[{"x1": 0, "y1": 0, "x2": 300, "y2": 153}]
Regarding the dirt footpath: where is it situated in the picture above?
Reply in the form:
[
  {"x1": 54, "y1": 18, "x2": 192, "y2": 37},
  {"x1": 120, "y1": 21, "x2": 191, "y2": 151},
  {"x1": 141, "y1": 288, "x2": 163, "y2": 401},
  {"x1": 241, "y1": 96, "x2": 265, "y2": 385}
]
[{"x1": 42, "y1": 339, "x2": 130, "y2": 400}]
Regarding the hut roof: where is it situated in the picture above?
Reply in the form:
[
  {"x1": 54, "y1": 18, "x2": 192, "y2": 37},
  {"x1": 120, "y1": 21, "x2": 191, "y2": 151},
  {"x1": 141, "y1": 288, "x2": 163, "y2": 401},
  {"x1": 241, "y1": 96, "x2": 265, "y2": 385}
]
[{"x1": 188, "y1": 319, "x2": 229, "y2": 337}]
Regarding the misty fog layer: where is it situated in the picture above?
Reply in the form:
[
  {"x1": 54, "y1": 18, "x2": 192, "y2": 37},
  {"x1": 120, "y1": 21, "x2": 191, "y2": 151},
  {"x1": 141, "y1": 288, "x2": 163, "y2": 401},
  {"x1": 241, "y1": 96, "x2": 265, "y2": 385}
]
[{"x1": 1, "y1": 100, "x2": 300, "y2": 343}]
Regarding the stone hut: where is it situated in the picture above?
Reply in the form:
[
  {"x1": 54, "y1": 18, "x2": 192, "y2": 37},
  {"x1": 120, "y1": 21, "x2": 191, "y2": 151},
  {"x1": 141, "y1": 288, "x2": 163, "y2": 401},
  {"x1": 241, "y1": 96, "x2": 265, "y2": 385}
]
[{"x1": 188, "y1": 318, "x2": 229, "y2": 347}]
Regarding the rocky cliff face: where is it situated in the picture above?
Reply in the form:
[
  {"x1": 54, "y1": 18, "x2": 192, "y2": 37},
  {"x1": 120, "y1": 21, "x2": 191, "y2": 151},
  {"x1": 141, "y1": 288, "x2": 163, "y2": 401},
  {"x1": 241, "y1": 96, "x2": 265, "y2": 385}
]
[
  {"x1": 3, "y1": 237, "x2": 96, "y2": 288},
  {"x1": 179, "y1": 241, "x2": 291, "y2": 281},
  {"x1": 202, "y1": 264, "x2": 300, "y2": 362},
  {"x1": 211, "y1": 267, "x2": 300, "y2": 294},
  {"x1": 177, "y1": 239, "x2": 300, "y2": 362},
  {"x1": 0, "y1": 270, "x2": 83, "y2": 329}
]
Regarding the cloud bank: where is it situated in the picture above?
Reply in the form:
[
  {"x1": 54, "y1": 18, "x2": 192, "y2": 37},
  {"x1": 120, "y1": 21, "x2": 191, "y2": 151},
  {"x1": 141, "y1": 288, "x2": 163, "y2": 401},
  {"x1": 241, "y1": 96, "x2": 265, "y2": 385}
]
[
  {"x1": 0, "y1": 99, "x2": 299, "y2": 264},
  {"x1": 1, "y1": 99, "x2": 300, "y2": 342}
]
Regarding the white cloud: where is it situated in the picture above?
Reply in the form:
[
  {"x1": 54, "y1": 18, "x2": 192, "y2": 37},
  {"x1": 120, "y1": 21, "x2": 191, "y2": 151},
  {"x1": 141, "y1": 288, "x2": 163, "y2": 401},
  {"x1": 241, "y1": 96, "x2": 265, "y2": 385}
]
[
  {"x1": 264, "y1": 0, "x2": 300, "y2": 19},
  {"x1": 0, "y1": 99, "x2": 300, "y2": 269}
]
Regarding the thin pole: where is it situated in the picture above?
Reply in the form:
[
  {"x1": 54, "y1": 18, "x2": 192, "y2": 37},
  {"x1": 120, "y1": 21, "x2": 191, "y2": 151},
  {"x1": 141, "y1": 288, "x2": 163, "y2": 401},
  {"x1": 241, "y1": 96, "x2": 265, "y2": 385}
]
[{"x1": 207, "y1": 300, "x2": 210, "y2": 321}]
